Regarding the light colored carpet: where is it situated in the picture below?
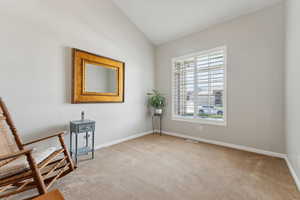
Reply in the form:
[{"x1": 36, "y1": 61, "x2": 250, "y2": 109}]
[{"x1": 11, "y1": 134, "x2": 300, "y2": 200}]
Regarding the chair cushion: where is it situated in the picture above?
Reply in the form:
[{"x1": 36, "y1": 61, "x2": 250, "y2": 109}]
[{"x1": 0, "y1": 147, "x2": 57, "y2": 179}]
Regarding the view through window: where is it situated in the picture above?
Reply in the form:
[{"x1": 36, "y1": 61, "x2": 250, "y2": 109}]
[{"x1": 172, "y1": 46, "x2": 226, "y2": 125}]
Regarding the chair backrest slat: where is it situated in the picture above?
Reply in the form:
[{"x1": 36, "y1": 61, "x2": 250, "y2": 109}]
[
  {"x1": 0, "y1": 106, "x2": 18, "y2": 167},
  {"x1": 0, "y1": 98, "x2": 23, "y2": 151}
]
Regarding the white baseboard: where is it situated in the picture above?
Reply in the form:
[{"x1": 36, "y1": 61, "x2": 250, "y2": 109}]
[
  {"x1": 95, "y1": 130, "x2": 153, "y2": 150},
  {"x1": 161, "y1": 130, "x2": 286, "y2": 158},
  {"x1": 160, "y1": 130, "x2": 300, "y2": 191},
  {"x1": 94, "y1": 129, "x2": 300, "y2": 191},
  {"x1": 284, "y1": 156, "x2": 300, "y2": 191}
]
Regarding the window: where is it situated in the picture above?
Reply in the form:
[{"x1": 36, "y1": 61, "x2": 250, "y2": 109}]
[{"x1": 172, "y1": 46, "x2": 227, "y2": 125}]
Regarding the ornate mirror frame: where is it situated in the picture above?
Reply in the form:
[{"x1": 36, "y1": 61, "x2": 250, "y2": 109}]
[{"x1": 72, "y1": 48, "x2": 125, "y2": 103}]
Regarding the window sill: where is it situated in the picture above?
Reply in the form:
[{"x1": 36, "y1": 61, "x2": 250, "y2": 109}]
[{"x1": 172, "y1": 116, "x2": 227, "y2": 127}]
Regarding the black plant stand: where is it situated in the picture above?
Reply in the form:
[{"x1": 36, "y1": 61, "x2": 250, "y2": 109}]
[{"x1": 152, "y1": 114, "x2": 162, "y2": 136}]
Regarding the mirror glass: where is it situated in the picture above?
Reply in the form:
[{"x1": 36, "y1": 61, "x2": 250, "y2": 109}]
[{"x1": 85, "y1": 63, "x2": 117, "y2": 93}]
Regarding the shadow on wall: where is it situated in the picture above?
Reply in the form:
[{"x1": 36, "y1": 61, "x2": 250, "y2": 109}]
[
  {"x1": 21, "y1": 123, "x2": 70, "y2": 146},
  {"x1": 63, "y1": 46, "x2": 73, "y2": 104},
  {"x1": 17, "y1": 47, "x2": 74, "y2": 145}
]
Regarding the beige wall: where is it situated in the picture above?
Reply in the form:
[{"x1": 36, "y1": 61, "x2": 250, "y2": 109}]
[
  {"x1": 155, "y1": 3, "x2": 285, "y2": 153},
  {"x1": 285, "y1": 0, "x2": 300, "y2": 181},
  {"x1": 0, "y1": 0, "x2": 288, "y2": 156},
  {"x1": 0, "y1": 0, "x2": 154, "y2": 145}
]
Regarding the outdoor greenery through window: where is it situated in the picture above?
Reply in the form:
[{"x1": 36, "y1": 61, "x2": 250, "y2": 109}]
[{"x1": 172, "y1": 46, "x2": 226, "y2": 125}]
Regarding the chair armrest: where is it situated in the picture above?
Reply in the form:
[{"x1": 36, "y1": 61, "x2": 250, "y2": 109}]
[
  {"x1": 23, "y1": 131, "x2": 66, "y2": 146},
  {"x1": 0, "y1": 148, "x2": 33, "y2": 161}
]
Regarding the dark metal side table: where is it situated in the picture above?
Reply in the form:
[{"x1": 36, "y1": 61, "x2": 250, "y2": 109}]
[
  {"x1": 152, "y1": 114, "x2": 162, "y2": 136},
  {"x1": 70, "y1": 119, "x2": 95, "y2": 165}
]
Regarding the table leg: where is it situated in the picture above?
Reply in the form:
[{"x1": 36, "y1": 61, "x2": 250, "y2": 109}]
[
  {"x1": 70, "y1": 132, "x2": 73, "y2": 157},
  {"x1": 92, "y1": 130, "x2": 95, "y2": 159},
  {"x1": 160, "y1": 116, "x2": 162, "y2": 136},
  {"x1": 152, "y1": 116, "x2": 154, "y2": 135},
  {"x1": 85, "y1": 132, "x2": 88, "y2": 148},
  {"x1": 75, "y1": 133, "x2": 78, "y2": 165}
]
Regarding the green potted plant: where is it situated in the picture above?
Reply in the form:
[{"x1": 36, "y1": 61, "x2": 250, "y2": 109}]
[{"x1": 147, "y1": 89, "x2": 166, "y2": 115}]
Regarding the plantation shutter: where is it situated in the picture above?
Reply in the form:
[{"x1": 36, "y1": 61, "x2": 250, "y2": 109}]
[{"x1": 173, "y1": 47, "x2": 225, "y2": 121}]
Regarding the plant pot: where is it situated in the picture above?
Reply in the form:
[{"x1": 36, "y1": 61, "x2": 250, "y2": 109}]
[{"x1": 154, "y1": 108, "x2": 163, "y2": 115}]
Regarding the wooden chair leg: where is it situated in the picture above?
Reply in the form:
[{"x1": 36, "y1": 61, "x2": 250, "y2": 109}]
[
  {"x1": 26, "y1": 152, "x2": 47, "y2": 195},
  {"x1": 58, "y1": 134, "x2": 75, "y2": 171}
]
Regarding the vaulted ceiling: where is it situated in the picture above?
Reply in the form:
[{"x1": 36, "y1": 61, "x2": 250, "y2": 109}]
[{"x1": 112, "y1": 0, "x2": 283, "y2": 45}]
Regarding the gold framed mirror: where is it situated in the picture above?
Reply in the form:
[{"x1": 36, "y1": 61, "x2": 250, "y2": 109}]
[{"x1": 72, "y1": 49, "x2": 125, "y2": 103}]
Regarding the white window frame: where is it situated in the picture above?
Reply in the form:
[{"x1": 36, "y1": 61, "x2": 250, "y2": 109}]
[{"x1": 171, "y1": 46, "x2": 227, "y2": 126}]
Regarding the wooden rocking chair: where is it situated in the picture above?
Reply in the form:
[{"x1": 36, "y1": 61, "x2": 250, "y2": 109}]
[{"x1": 0, "y1": 98, "x2": 75, "y2": 199}]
